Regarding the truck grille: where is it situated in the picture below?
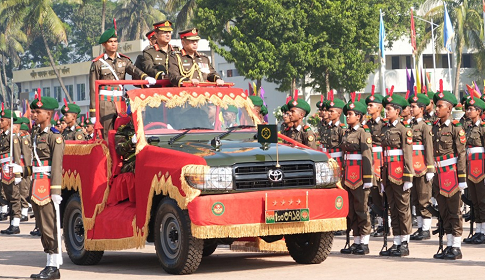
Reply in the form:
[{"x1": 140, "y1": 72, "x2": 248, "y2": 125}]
[{"x1": 233, "y1": 161, "x2": 315, "y2": 190}]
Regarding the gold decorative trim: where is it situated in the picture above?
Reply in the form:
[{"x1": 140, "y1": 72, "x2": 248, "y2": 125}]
[
  {"x1": 191, "y1": 217, "x2": 347, "y2": 239},
  {"x1": 85, "y1": 217, "x2": 140, "y2": 251}
]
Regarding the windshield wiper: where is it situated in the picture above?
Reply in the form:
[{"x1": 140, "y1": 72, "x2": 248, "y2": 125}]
[
  {"x1": 168, "y1": 127, "x2": 212, "y2": 145},
  {"x1": 217, "y1": 125, "x2": 255, "y2": 139}
]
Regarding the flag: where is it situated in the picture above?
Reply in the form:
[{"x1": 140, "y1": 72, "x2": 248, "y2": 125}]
[
  {"x1": 474, "y1": 81, "x2": 482, "y2": 96},
  {"x1": 425, "y1": 71, "x2": 432, "y2": 92},
  {"x1": 483, "y1": 0, "x2": 485, "y2": 40},
  {"x1": 415, "y1": 65, "x2": 421, "y2": 93},
  {"x1": 248, "y1": 83, "x2": 254, "y2": 96},
  {"x1": 410, "y1": 8, "x2": 417, "y2": 52},
  {"x1": 443, "y1": 3, "x2": 454, "y2": 53},
  {"x1": 407, "y1": 68, "x2": 415, "y2": 96},
  {"x1": 420, "y1": 68, "x2": 424, "y2": 93},
  {"x1": 379, "y1": 9, "x2": 386, "y2": 62}
]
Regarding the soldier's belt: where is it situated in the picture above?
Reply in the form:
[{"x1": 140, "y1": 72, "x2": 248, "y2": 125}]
[
  {"x1": 467, "y1": 147, "x2": 484, "y2": 155},
  {"x1": 0, "y1": 154, "x2": 22, "y2": 164},
  {"x1": 372, "y1": 146, "x2": 383, "y2": 153},
  {"x1": 99, "y1": 89, "x2": 123, "y2": 97},
  {"x1": 435, "y1": 157, "x2": 457, "y2": 168},
  {"x1": 412, "y1": 145, "x2": 424, "y2": 151},
  {"x1": 330, "y1": 151, "x2": 343, "y2": 158},
  {"x1": 33, "y1": 166, "x2": 51, "y2": 173},
  {"x1": 385, "y1": 149, "x2": 403, "y2": 156},
  {"x1": 321, "y1": 147, "x2": 327, "y2": 152},
  {"x1": 345, "y1": 154, "x2": 362, "y2": 160}
]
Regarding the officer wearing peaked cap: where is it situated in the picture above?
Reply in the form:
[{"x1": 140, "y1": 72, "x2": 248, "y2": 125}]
[
  {"x1": 407, "y1": 93, "x2": 435, "y2": 241},
  {"x1": 340, "y1": 96, "x2": 373, "y2": 255},
  {"x1": 431, "y1": 85, "x2": 466, "y2": 260},
  {"x1": 286, "y1": 98, "x2": 317, "y2": 149},
  {"x1": 132, "y1": 29, "x2": 158, "y2": 82}
]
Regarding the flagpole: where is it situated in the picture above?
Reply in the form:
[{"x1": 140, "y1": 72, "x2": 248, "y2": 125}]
[
  {"x1": 379, "y1": 9, "x2": 386, "y2": 96},
  {"x1": 447, "y1": 52, "x2": 452, "y2": 93},
  {"x1": 431, "y1": 18, "x2": 437, "y2": 90}
]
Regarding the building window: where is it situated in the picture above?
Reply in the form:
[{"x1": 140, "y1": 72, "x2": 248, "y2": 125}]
[
  {"x1": 54, "y1": 86, "x2": 62, "y2": 102},
  {"x1": 227, "y1": 70, "x2": 233, "y2": 77},
  {"x1": 405, "y1": 56, "x2": 412, "y2": 69},
  {"x1": 441, "y1": 55, "x2": 452, "y2": 68},
  {"x1": 77, "y1": 84, "x2": 86, "y2": 101},
  {"x1": 423, "y1": 55, "x2": 434, "y2": 69},
  {"x1": 462, "y1": 54, "x2": 472, "y2": 68},
  {"x1": 66, "y1": 85, "x2": 73, "y2": 101},
  {"x1": 391, "y1": 56, "x2": 400, "y2": 69},
  {"x1": 42, "y1": 87, "x2": 50, "y2": 97}
]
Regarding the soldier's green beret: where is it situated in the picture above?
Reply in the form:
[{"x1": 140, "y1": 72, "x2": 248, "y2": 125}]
[
  {"x1": 13, "y1": 117, "x2": 22, "y2": 124},
  {"x1": 426, "y1": 91, "x2": 435, "y2": 101},
  {"x1": 0, "y1": 109, "x2": 18, "y2": 120},
  {"x1": 316, "y1": 100, "x2": 327, "y2": 110},
  {"x1": 61, "y1": 103, "x2": 81, "y2": 115},
  {"x1": 84, "y1": 117, "x2": 94, "y2": 126},
  {"x1": 260, "y1": 105, "x2": 268, "y2": 116},
  {"x1": 281, "y1": 104, "x2": 289, "y2": 113},
  {"x1": 365, "y1": 93, "x2": 384, "y2": 105},
  {"x1": 30, "y1": 97, "x2": 59, "y2": 110},
  {"x1": 224, "y1": 105, "x2": 238, "y2": 114},
  {"x1": 99, "y1": 27, "x2": 117, "y2": 44},
  {"x1": 20, "y1": 124, "x2": 29, "y2": 131},
  {"x1": 465, "y1": 97, "x2": 485, "y2": 111},
  {"x1": 408, "y1": 93, "x2": 430, "y2": 106},
  {"x1": 460, "y1": 95, "x2": 471, "y2": 105},
  {"x1": 326, "y1": 98, "x2": 346, "y2": 110},
  {"x1": 433, "y1": 91, "x2": 457, "y2": 107},
  {"x1": 249, "y1": 96, "x2": 264, "y2": 107},
  {"x1": 382, "y1": 94, "x2": 408, "y2": 109},
  {"x1": 20, "y1": 117, "x2": 30, "y2": 124},
  {"x1": 344, "y1": 100, "x2": 367, "y2": 115},
  {"x1": 288, "y1": 98, "x2": 311, "y2": 117}
]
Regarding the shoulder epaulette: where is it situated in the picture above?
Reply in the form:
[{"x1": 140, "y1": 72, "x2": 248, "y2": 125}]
[
  {"x1": 303, "y1": 125, "x2": 310, "y2": 132},
  {"x1": 362, "y1": 125, "x2": 370, "y2": 133},
  {"x1": 118, "y1": 53, "x2": 131, "y2": 59},
  {"x1": 382, "y1": 118, "x2": 389, "y2": 123},
  {"x1": 50, "y1": 127, "x2": 60, "y2": 134},
  {"x1": 452, "y1": 120, "x2": 462, "y2": 126},
  {"x1": 403, "y1": 122, "x2": 411, "y2": 128},
  {"x1": 425, "y1": 120, "x2": 432, "y2": 125},
  {"x1": 75, "y1": 126, "x2": 83, "y2": 131},
  {"x1": 92, "y1": 54, "x2": 104, "y2": 62}
]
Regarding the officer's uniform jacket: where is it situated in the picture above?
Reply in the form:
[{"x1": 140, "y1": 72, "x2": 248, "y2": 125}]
[
  {"x1": 362, "y1": 116, "x2": 386, "y2": 185},
  {"x1": 142, "y1": 44, "x2": 178, "y2": 80},
  {"x1": 62, "y1": 124, "x2": 85, "y2": 141},
  {"x1": 0, "y1": 130, "x2": 23, "y2": 184},
  {"x1": 410, "y1": 117, "x2": 435, "y2": 177},
  {"x1": 286, "y1": 124, "x2": 317, "y2": 149},
  {"x1": 168, "y1": 49, "x2": 221, "y2": 87},
  {"x1": 465, "y1": 119, "x2": 485, "y2": 183},
  {"x1": 341, "y1": 124, "x2": 373, "y2": 189}
]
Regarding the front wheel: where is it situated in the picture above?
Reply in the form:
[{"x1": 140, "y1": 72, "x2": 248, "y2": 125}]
[
  {"x1": 154, "y1": 197, "x2": 203, "y2": 274},
  {"x1": 285, "y1": 232, "x2": 333, "y2": 264},
  {"x1": 63, "y1": 193, "x2": 104, "y2": 265}
]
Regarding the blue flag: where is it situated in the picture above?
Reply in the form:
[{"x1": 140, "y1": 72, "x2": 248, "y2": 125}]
[
  {"x1": 443, "y1": 3, "x2": 454, "y2": 53},
  {"x1": 379, "y1": 10, "x2": 386, "y2": 61}
]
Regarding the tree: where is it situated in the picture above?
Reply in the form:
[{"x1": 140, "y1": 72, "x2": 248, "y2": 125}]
[
  {"x1": 418, "y1": 0, "x2": 483, "y2": 97},
  {"x1": 164, "y1": 0, "x2": 197, "y2": 35}
]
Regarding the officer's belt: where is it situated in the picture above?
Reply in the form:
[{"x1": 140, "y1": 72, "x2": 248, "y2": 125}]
[
  {"x1": 467, "y1": 147, "x2": 484, "y2": 155},
  {"x1": 344, "y1": 154, "x2": 362, "y2": 160},
  {"x1": 385, "y1": 149, "x2": 403, "y2": 156},
  {"x1": 0, "y1": 155, "x2": 23, "y2": 164},
  {"x1": 33, "y1": 166, "x2": 51, "y2": 173},
  {"x1": 329, "y1": 151, "x2": 343, "y2": 158},
  {"x1": 99, "y1": 89, "x2": 123, "y2": 97},
  {"x1": 435, "y1": 157, "x2": 457, "y2": 168},
  {"x1": 412, "y1": 145, "x2": 425, "y2": 151},
  {"x1": 372, "y1": 146, "x2": 382, "y2": 153}
]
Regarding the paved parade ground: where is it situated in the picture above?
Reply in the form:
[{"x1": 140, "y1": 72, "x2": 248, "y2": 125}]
[{"x1": 1, "y1": 218, "x2": 484, "y2": 280}]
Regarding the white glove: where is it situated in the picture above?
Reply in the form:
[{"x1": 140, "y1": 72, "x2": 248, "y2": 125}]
[
  {"x1": 380, "y1": 183, "x2": 385, "y2": 193},
  {"x1": 131, "y1": 134, "x2": 137, "y2": 144},
  {"x1": 14, "y1": 177, "x2": 21, "y2": 185},
  {"x1": 7, "y1": 163, "x2": 23, "y2": 174},
  {"x1": 425, "y1": 173, "x2": 434, "y2": 182},
  {"x1": 145, "y1": 77, "x2": 156, "y2": 87},
  {"x1": 51, "y1": 194, "x2": 62, "y2": 205},
  {"x1": 459, "y1": 182, "x2": 468, "y2": 191},
  {"x1": 403, "y1": 182, "x2": 413, "y2": 191},
  {"x1": 363, "y1": 183, "x2": 372, "y2": 189},
  {"x1": 90, "y1": 117, "x2": 96, "y2": 124}
]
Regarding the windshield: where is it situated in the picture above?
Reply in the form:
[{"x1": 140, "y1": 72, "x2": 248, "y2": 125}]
[{"x1": 142, "y1": 101, "x2": 256, "y2": 135}]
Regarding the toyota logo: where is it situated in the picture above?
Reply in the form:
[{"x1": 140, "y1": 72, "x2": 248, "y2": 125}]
[{"x1": 268, "y1": 169, "x2": 283, "y2": 182}]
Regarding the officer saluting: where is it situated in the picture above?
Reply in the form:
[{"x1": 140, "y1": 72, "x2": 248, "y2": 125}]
[
  {"x1": 29, "y1": 95, "x2": 65, "y2": 279},
  {"x1": 431, "y1": 82, "x2": 466, "y2": 260},
  {"x1": 286, "y1": 98, "x2": 317, "y2": 149}
]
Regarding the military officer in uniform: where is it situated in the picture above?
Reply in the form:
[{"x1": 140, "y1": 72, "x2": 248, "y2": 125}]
[
  {"x1": 379, "y1": 93, "x2": 414, "y2": 257},
  {"x1": 319, "y1": 94, "x2": 346, "y2": 168},
  {"x1": 168, "y1": 28, "x2": 224, "y2": 87},
  {"x1": 408, "y1": 93, "x2": 435, "y2": 240},
  {"x1": 223, "y1": 105, "x2": 239, "y2": 128},
  {"x1": 61, "y1": 102, "x2": 85, "y2": 140},
  {"x1": 339, "y1": 95, "x2": 373, "y2": 255},
  {"x1": 363, "y1": 88, "x2": 387, "y2": 237},
  {"x1": 249, "y1": 95, "x2": 264, "y2": 118},
  {"x1": 459, "y1": 95, "x2": 472, "y2": 127},
  {"x1": 141, "y1": 21, "x2": 179, "y2": 82},
  {"x1": 0, "y1": 110, "x2": 23, "y2": 234},
  {"x1": 462, "y1": 97, "x2": 485, "y2": 244},
  {"x1": 280, "y1": 104, "x2": 292, "y2": 133},
  {"x1": 84, "y1": 118, "x2": 95, "y2": 140},
  {"x1": 12, "y1": 115, "x2": 32, "y2": 222},
  {"x1": 286, "y1": 98, "x2": 316, "y2": 149},
  {"x1": 431, "y1": 85, "x2": 466, "y2": 260},
  {"x1": 260, "y1": 105, "x2": 268, "y2": 124},
  {"x1": 424, "y1": 91, "x2": 437, "y2": 122},
  {"x1": 89, "y1": 25, "x2": 156, "y2": 139}
]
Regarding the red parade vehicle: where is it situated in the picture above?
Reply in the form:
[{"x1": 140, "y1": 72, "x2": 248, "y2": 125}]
[{"x1": 60, "y1": 80, "x2": 348, "y2": 274}]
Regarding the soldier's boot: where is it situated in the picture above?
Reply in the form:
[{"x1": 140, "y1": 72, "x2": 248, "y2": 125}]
[
  {"x1": 410, "y1": 228, "x2": 422, "y2": 240},
  {"x1": 444, "y1": 247, "x2": 462, "y2": 260},
  {"x1": 30, "y1": 267, "x2": 60, "y2": 279},
  {"x1": 463, "y1": 233, "x2": 480, "y2": 244},
  {"x1": 414, "y1": 230, "x2": 431, "y2": 241},
  {"x1": 472, "y1": 233, "x2": 485, "y2": 244},
  {"x1": 353, "y1": 244, "x2": 370, "y2": 255},
  {"x1": 0, "y1": 225, "x2": 20, "y2": 235},
  {"x1": 379, "y1": 244, "x2": 398, "y2": 256},
  {"x1": 340, "y1": 243, "x2": 358, "y2": 254},
  {"x1": 30, "y1": 227, "x2": 41, "y2": 236},
  {"x1": 391, "y1": 241, "x2": 409, "y2": 257},
  {"x1": 433, "y1": 246, "x2": 452, "y2": 259}
]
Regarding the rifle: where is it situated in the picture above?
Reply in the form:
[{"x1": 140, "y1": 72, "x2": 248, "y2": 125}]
[
  {"x1": 461, "y1": 193, "x2": 475, "y2": 242},
  {"x1": 427, "y1": 204, "x2": 443, "y2": 255},
  {"x1": 379, "y1": 162, "x2": 389, "y2": 253}
]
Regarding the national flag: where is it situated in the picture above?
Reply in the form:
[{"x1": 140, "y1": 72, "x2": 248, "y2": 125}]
[
  {"x1": 379, "y1": 10, "x2": 386, "y2": 62},
  {"x1": 443, "y1": 3, "x2": 454, "y2": 53},
  {"x1": 410, "y1": 8, "x2": 417, "y2": 52},
  {"x1": 248, "y1": 83, "x2": 254, "y2": 96},
  {"x1": 474, "y1": 81, "x2": 482, "y2": 96}
]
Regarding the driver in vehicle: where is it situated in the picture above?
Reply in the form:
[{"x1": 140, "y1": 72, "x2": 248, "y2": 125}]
[{"x1": 223, "y1": 106, "x2": 238, "y2": 128}]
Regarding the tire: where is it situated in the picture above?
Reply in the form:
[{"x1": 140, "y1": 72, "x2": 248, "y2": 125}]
[
  {"x1": 285, "y1": 232, "x2": 333, "y2": 264},
  {"x1": 154, "y1": 197, "x2": 203, "y2": 274},
  {"x1": 63, "y1": 193, "x2": 104, "y2": 265},
  {"x1": 202, "y1": 241, "x2": 218, "y2": 257}
]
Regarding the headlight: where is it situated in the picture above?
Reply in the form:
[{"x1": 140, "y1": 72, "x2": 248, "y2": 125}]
[
  {"x1": 315, "y1": 160, "x2": 340, "y2": 187},
  {"x1": 184, "y1": 166, "x2": 233, "y2": 191}
]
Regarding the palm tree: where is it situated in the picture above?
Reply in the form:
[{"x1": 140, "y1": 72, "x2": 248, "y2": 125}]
[
  {"x1": 164, "y1": 0, "x2": 196, "y2": 35},
  {"x1": 114, "y1": 0, "x2": 166, "y2": 41},
  {"x1": 418, "y1": 0, "x2": 483, "y2": 97},
  {"x1": 0, "y1": 0, "x2": 74, "y2": 102}
]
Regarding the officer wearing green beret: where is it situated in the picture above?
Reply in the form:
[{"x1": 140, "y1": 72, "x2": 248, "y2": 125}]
[
  {"x1": 168, "y1": 28, "x2": 224, "y2": 87},
  {"x1": 61, "y1": 102, "x2": 85, "y2": 141},
  {"x1": 407, "y1": 93, "x2": 435, "y2": 241},
  {"x1": 286, "y1": 98, "x2": 316, "y2": 149},
  {"x1": 459, "y1": 94, "x2": 472, "y2": 127},
  {"x1": 223, "y1": 105, "x2": 238, "y2": 128},
  {"x1": 29, "y1": 95, "x2": 65, "y2": 279},
  {"x1": 0, "y1": 109, "x2": 23, "y2": 235},
  {"x1": 379, "y1": 93, "x2": 415, "y2": 257},
  {"x1": 340, "y1": 96, "x2": 373, "y2": 255},
  {"x1": 463, "y1": 97, "x2": 485, "y2": 245},
  {"x1": 141, "y1": 21, "x2": 179, "y2": 82},
  {"x1": 424, "y1": 91, "x2": 437, "y2": 122},
  {"x1": 259, "y1": 105, "x2": 268, "y2": 124},
  {"x1": 431, "y1": 86, "x2": 466, "y2": 260},
  {"x1": 249, "y1": 95, "x2": 264, "y2": 118},
  {"x1": 90, "y1": 23, "x2": 156, "y2": 140},
  {"x1": 320, "y1": 95, "x2": 346, "y2": 168},
  {"x1": 280, "y1": 103, "x2": 293, "y2": 133},
  {"x1": 363, "y1": 88, "x2": 387, "y2": 237},
  {"x1": 84, "y1": 117, "x2": 95, "y2": 140}
]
